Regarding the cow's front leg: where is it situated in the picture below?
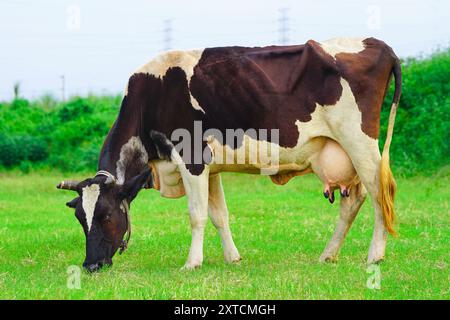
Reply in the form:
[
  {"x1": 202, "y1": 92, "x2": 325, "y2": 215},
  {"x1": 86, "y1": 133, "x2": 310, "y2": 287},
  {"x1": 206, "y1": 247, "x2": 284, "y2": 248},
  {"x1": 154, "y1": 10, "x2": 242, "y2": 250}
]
[
  {"x1": 208, "y1": 174, "x2": 241, "y2": 263},
  {"x1": 180, "y1": 165, "x2": 210, "y2": 270}
]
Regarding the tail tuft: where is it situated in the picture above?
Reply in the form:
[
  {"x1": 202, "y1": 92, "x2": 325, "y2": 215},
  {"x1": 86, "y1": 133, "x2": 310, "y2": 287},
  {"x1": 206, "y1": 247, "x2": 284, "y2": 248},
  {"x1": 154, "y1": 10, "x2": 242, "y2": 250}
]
[{"x1": 379, "y1": 150, "x2": 397, "y2": 236}]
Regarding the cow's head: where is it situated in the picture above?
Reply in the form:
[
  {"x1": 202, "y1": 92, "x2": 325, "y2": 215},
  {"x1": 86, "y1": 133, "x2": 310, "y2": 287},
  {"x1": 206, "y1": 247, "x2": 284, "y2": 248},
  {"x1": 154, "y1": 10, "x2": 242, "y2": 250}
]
[{"x1": 57, "y1": 170, "x2": 152, "y2": 272}]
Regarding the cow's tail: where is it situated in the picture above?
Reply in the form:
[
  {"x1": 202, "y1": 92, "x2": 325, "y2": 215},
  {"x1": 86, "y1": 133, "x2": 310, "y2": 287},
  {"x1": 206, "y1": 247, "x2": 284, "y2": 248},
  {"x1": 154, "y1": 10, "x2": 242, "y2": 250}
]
[{"x1": 379, "y1": 58, "x2": 402, "y2": 236}]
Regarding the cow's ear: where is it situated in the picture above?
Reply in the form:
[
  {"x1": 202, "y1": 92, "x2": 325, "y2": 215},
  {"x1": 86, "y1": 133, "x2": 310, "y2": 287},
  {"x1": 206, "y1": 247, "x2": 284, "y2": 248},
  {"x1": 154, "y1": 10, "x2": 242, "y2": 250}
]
[
  {"x1": 119, "y1": 170, "x2": 153, "y2": 202},
  {"x1": 66, "y1": 197, "x2": 80, "y2": 209}
]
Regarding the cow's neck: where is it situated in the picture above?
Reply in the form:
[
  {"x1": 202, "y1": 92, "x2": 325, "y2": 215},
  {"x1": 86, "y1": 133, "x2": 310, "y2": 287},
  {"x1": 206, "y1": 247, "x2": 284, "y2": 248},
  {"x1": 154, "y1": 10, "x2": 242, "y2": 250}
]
[{"x1": 97, "y1": 97, "x2": 156, "y2": 184}]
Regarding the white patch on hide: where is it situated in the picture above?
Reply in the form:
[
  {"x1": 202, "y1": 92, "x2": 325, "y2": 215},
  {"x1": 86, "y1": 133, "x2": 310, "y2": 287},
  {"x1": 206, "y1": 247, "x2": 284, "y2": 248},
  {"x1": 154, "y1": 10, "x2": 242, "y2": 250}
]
[
  {"x1": 295, "y1": 78, "x2": 377, "y2": 147},
  {"x1": 116, "y1": 136, "x2": 148, "y2": 184},
  {"x1": 125, "y1": 49, "x2": 205, "y2": 113},
  {"x1": 320, "y1": 37, "x2": 366, "y2": 58},
  {"x1": 82, "y1": 184, "x2": 100, "y2": 233}
]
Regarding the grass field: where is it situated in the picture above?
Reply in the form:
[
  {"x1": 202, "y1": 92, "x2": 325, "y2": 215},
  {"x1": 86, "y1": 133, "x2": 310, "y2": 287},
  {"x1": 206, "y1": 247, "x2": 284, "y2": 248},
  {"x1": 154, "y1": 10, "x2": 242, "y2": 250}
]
[{"x1": 0, "y1": 171, "x2": 448, "y2": 299}]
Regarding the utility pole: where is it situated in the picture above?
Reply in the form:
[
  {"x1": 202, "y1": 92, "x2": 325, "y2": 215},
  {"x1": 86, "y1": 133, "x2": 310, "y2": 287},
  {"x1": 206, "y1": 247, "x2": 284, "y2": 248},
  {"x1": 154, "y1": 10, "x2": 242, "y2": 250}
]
[
  {"x1": 163, "y1": 19, "x2": 172, "y2": 51},
  {"x1": 278, "y1": 8, "x2": 290, "y2": 45},
  {"x1": 13, "y1": 82, "x2": 20, "y2": 100},
  {"x1": 60, "y1": 75, "x2": 65, "y2": 102}
]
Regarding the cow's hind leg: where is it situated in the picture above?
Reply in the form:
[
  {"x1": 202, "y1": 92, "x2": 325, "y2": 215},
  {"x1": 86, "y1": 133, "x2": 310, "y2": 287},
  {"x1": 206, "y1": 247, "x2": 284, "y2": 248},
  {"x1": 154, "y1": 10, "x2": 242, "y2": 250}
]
[
  {"x1": 320, "y1": 182, "x2": 367, "y2": 262},
  {"x1": 208, "y1": 174, "x2": 241, "y2": 263},
  {"x1": 338, "y1": 138, "x2": 388, "y2": 264}
]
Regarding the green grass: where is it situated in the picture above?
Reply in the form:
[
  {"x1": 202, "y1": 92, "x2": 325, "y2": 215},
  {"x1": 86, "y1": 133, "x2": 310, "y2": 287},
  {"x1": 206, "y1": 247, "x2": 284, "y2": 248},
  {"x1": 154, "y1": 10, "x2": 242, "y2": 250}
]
[{"x1": 0, "y1": 171, "x2": 448, "y2": 299}]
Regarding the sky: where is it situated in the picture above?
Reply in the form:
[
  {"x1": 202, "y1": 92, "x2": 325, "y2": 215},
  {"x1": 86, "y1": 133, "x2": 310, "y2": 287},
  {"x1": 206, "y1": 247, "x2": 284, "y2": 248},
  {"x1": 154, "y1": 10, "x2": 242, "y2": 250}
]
[{"x1": 0, "y1": 0, "x2": 449, "y2": 100}]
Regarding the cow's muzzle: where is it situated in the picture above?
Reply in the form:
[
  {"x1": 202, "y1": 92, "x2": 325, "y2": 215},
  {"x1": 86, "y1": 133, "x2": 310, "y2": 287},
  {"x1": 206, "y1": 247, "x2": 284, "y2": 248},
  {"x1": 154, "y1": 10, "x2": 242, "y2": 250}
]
[{"x1": 83, "y1": 259, "x2": 112, "y2": 273}]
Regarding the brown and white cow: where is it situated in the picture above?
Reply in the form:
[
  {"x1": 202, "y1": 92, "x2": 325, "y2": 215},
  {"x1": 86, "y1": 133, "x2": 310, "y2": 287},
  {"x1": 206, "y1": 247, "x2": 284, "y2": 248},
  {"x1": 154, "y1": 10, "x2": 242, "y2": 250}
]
[{"x1": 57, "y1": 37, "x2": 401, "y2": 272}]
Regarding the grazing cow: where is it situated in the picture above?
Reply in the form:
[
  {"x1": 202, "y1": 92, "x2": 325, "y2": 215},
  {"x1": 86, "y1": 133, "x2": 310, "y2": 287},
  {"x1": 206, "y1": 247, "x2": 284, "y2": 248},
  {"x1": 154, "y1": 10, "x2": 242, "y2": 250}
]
[{"x1": 57, "y1": 37, "x2": 401, "y2": 272}]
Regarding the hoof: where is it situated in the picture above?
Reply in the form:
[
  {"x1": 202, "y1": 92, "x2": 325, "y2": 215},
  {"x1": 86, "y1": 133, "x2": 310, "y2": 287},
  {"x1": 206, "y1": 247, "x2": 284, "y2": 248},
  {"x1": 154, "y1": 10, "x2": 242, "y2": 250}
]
[
  {"x1": 367, "y1": 257, "x2": 384, "y2": 265},
  {"x1": 224, "y1": 251, "x2": 242, "y2": 264},
  {"x1": 368, "y1": 244, "x2": 386, "y2": 265},
  {"x1": 226, "y1": 256, "x2": 242, "y2": 264},
  {"x1": 180, "y1": 261, "x2": 202, "y2": 271},
  {"x1": 323, "y1": 190, "x2": 329, "y2": 199},
  {"x1": 224, "y1": 247, "x2": 241, "y2": 264},
  {"x1": 319, "y1": 255, "x2": 338, "y2": 263}
]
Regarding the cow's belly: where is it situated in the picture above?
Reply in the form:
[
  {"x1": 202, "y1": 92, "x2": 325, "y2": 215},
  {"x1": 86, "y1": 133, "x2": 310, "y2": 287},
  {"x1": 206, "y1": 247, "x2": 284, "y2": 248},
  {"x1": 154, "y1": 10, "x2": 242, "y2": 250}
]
[
  {"x1": 209, "y1": 136, "x2": 358, "y2": 191},
  {"x1": 207, "y1": 135, "x2": 324, "y2": 174},
  {"x1": 150, "y1": 137, "x2": 358, "y2": 199}
]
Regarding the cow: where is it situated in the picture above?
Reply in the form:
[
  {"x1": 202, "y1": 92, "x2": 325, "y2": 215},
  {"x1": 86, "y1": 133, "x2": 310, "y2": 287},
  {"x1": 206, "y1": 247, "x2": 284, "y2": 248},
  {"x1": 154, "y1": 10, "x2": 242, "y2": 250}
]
[{"x1": 57, "y1": 37, "x2": 401, "y2": 272}]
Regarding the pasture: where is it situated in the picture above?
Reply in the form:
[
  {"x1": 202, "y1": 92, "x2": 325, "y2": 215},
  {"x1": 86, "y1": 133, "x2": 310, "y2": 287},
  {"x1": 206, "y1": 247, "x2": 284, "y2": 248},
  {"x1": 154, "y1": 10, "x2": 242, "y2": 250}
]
[{"x1": 0, "y1": 171, "x2": 448, "y2": 299}]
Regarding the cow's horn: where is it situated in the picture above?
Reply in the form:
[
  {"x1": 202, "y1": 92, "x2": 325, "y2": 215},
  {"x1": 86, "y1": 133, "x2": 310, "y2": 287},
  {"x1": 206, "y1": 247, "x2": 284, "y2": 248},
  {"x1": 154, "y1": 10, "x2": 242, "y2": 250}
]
[{"x1": 57, "y1": 180, "x2": 80, "y2": 191}]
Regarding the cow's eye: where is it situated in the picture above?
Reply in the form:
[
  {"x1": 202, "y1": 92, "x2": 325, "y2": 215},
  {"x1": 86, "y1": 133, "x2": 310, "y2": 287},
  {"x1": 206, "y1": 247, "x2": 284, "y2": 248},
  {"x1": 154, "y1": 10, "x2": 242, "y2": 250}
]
[{"x1": 104, "y1": 215, "x2": 112, "y2": 222}]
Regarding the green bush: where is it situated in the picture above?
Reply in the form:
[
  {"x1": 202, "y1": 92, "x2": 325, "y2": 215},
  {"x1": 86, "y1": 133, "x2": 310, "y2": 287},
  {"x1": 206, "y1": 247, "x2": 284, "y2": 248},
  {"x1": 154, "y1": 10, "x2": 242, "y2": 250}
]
[
  {"x1": 0, "y1": 134, "x2": 22, "y2": 166},
  {"x1": 0, "y1": 94, "x2": 120, "y2": 172},
  {"x1": 0, "y1": 134, "x2": 48, "y2": 167},
  {"x1": 58, "y1": 97, "x2": 93, "y2": 122},
  {"x1": 380, "y1": 48, "x2": 450, "y2": 175}
]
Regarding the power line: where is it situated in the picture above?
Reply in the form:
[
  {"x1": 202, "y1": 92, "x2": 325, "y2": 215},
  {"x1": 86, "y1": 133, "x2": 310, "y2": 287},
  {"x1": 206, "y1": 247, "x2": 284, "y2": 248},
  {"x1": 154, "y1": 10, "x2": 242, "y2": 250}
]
[
  {"x1": 163, "y1": 19, "x2": 172, "y2": 51},
  {"x1": 278, "y1": 8, "x2": 290, "y2": 45}
]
